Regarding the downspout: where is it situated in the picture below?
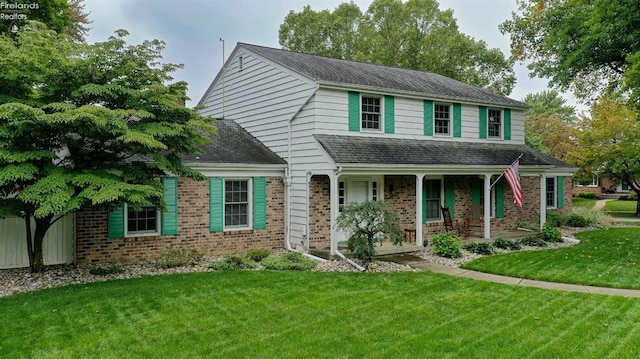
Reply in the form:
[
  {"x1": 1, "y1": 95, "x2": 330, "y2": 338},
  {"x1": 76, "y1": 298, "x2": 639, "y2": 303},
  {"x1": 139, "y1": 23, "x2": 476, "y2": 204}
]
[{"x1": 284, "y1": 83, "x2": 322, "y2": 262}]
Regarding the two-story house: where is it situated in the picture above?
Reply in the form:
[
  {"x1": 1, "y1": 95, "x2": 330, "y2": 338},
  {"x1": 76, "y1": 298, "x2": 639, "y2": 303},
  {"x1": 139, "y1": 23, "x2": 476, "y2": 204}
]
[{"x1": 197, "y1": 43, "x2": 576, "y2": 257}]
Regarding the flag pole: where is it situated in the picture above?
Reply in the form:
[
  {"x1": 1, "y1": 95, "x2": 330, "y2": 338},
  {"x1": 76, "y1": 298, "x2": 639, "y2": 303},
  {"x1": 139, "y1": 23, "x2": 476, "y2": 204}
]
[{"x1": 490, "y1": 154, "x2": 523, "y2": 189}]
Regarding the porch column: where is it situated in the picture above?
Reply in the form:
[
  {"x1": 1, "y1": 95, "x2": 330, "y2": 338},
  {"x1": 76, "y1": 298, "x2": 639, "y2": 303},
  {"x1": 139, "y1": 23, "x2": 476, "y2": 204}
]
[
  {"x1": 484, "y1": 174, "x2": 491, "y2": 239},
  {"x1": 329, "y1": 173, "x2": 339, "y2": 256},
  {"x1": 540, "y1": 174, "x2": 547, "y2": 230},
  {"x1": 415, "y1": 174, "x2": 425, "y2": 246}
]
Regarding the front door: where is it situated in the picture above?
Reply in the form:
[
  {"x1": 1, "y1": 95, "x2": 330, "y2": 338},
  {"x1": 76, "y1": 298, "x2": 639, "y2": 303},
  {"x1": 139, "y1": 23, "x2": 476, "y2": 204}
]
[{"x1": 336, "y1": 179, "x2": 370, "y2": 244}]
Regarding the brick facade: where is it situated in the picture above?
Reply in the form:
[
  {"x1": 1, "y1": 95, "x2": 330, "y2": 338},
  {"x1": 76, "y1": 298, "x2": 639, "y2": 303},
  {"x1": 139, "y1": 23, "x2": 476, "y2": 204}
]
[
  {"x1": 76, "y1": 177, "x2": 285, "y2": 264},
  {"x1": 308, "y1": 175, "x2": 331, "y2": 250}
]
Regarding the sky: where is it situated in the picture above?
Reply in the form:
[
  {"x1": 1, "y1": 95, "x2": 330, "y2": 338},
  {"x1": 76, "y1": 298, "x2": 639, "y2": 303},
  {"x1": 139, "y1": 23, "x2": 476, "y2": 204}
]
[{"x1": 82, "y1": 0, "x2": 583, "y2": 111}]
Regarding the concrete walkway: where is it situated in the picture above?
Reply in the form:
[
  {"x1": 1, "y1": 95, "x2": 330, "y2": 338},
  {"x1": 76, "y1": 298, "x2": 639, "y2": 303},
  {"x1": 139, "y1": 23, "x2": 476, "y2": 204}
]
[{"x1": 380, "y1": 254, "x2": 640, "y2": 298}]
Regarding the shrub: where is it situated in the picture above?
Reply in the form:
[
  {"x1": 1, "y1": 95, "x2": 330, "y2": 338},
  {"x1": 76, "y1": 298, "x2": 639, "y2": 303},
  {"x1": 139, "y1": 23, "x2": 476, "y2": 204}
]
[
  {"x1": 89, "y1": 264, "x2": 123, "y2": 276},
  {"x1": 156, "y1": 248, "x2": 201, "y2": 268},
  {"x1": 262, "y1": 252, "x2": 317, "y2": 271},
  {"x1": 209, "y1": 255, "x2": 258, "y2": 271},
  {"x1": 541, "y1": 222, "x2": 563, "y2": 243},
  {"x1": 518, "y1": 236, "x2": 548, "y2": 247},
  {"x1": 335, "y1": 200, "x2": 403, "y2": 268},
  {"x1": 463, "y1": 243, "x2": 494, "y2": 255},
  {"x1": 492, "y1": 238, "x2": 522, "y2": 251},
  {"x1": 572, "y1": 207, "x2": 610, "y2": 228},
  {"x1": 246, "y1": 249, "x2": 271, "y2": 262},
  {"x1": 431, "y1": 231, "x2": 462, "y2": 258},
  {"x1": 619, "y1": 193, "x2": 638, "y2": 201},
  {"x1": 564, "y1": 213, "x2": 588, "y2": 227},
  {"x1": 578, "y1": 191, "x2": 596, "y2": 199},
  {"x1": 546, "y1": 212, "x2": 563, "y2": 227}
]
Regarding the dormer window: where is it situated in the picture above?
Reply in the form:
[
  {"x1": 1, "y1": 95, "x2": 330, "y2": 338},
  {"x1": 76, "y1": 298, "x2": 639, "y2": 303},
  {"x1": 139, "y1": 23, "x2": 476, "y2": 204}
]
[
  {"x1": 434, "y1": 104, "x2": 451, "y2": 135},
  {"x1": 361, "y1": 96, "x2": 381, "y2": 131},
  {"x1": 488, "y1": 109, "x2": 502, "y2": 138}
]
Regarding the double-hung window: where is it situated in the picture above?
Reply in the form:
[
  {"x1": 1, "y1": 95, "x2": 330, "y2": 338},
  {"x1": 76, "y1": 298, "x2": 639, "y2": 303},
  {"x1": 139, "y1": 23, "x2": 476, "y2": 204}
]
[
  {"x1": 127, "y1": 206, "x2": 160, "y2": 235},
  {"x1": 488, "y1": 109, "x2": 502, "y2": 138},
  {"x1": 361, "y1": 96, "x2": 381, "y2": 131},
  {"x1": 546, "y1": 177, "x2": 557, "y2": 208},
  {"x1": 225, "y1": 179, "x2": 249, "y2": 228},
  {"x1": 425, "y1": 179, "x2": 442, "y2": 221},
  {"x1": 434, "y1": 104, "x2": 451, "y2": 135}
]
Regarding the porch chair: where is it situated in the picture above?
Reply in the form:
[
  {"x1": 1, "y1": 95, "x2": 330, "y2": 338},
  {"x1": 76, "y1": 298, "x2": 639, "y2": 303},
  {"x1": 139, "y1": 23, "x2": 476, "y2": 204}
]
[
  {"x1": 441, "y1": 206, "x2": 468, "y2": 238},
  {"x1": 467, "y1": 205, "x2": 483, "y2": 237}
]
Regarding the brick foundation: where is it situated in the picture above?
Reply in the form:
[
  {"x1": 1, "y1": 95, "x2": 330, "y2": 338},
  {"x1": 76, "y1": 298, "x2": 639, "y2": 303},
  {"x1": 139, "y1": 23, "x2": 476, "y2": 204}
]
[
  {"x1": 308, "y1": 175, "x2": 331, "y2": 250},
  {"x1": 76, "y1": 177, "x2": 285, "y2": 264}
]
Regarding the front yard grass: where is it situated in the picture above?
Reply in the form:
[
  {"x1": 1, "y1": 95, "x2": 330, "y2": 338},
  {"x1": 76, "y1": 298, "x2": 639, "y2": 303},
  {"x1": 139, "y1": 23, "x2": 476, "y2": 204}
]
[
  {"x1": 572, "y1": 197, "x2": 596, "y2": 209},
  {"x1": 604, "y1": 200, "x2": 637, "y2": 215},
  {"x1": 462, "y1": 228, "x2": 640, "y2": 289},
  {"x1": 3, "y1": 270, "x2": 640, "y2": 358}
]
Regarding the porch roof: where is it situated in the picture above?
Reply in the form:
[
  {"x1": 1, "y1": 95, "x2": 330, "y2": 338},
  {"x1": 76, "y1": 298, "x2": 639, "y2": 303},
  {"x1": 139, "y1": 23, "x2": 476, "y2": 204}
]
[{"x1": 314, "y1": 135, "x2": 573, "y2": 169}]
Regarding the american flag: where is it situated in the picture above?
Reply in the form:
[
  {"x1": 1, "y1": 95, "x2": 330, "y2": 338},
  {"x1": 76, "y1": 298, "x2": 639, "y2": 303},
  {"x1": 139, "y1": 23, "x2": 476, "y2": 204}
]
[{"x1": 504, "y1": 158, "x2": 523, "y2": 208}]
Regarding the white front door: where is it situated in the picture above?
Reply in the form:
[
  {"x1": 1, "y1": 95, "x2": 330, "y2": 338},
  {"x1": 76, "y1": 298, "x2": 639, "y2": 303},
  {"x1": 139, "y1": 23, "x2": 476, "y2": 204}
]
[{"x1": 337, "y1": 179, "x2": 370, "y2": 244}]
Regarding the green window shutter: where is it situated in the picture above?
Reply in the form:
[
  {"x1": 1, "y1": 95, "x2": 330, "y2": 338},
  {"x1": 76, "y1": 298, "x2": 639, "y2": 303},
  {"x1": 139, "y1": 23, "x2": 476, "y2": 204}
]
[
  {"x1": 161, "y1": 177, "x2": 178, "y2": 235},
  {"x1": 253, "y1": 177, "x2": 267, "y2": 229},
  {"x1": 479, "y1": 106, "x2": 487, "y2": 139},
  {"x1": 107, "y1": 205, "x2": 125, "y2": 238},
  {"x1": 424, "y1": 100, "x2": 434, "y2": 136},
  {"x1": 496, "y1": 180, "x2": 504, "y2": 218},
  {"x1": 504, "y1": 108, "x2": 511, "y2": 140},
  {"x1": 444, "y1": 177, "x2": 455, "y2": 219},
  {"x1": 348, "y1": 91, "x2": 360, "y2": 132},
  {"x1": 557, "y1": 176, "x2": 564, "y2": 209},
  {"x1": 384, "y1": 95, "x2": 395, "y2": 134},
  {"x1": 453, "y1": 103, "x2": 462, "y2": 138},
  {"x1": 209, "y1": 178, "x2": 224, "y2": 232},
  {"x1": 472, "y1": 178, "x2": 482, "y2": 205}
]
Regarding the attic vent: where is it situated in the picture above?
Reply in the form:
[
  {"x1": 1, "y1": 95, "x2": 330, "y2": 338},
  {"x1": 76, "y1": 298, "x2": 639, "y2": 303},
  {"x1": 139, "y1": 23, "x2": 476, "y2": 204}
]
[{"x1": 239, "y1": 56, "x2": 243, "y2": 72}]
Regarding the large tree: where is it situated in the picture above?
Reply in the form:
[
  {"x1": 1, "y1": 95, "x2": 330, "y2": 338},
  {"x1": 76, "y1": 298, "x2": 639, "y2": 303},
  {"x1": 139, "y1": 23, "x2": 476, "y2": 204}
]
[
  {"x1": 279, "y1": 0, "x2": 516, "y2": 95},
  {"x1": 501, "y1": 0, "x2": 640, "y2": 104},
  {"x1": 574, "y1": 96, "x2": 640, "y2": 214},
  {"x1": 522, "y1": 90, "x2": 577, "y2": 158},
  {"x1": 0, "y1": 23, "x2": 215, "y2": 272}
]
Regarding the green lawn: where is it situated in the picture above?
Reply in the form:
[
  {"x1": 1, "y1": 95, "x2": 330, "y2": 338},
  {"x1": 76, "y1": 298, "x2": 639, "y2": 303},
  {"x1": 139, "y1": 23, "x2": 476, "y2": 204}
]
[
  {"x1": 605, "y1": 200, "x2": 637, "y2": 214},
  {"x1": 2, "y1": 271, "x2": 640, "y2": 358},
  {"x1": 462, "y1": 228, "x2": 640, "y2": 289},
  {"x1": 572, "y1": 197, "x2": 596, "y2": 209}
]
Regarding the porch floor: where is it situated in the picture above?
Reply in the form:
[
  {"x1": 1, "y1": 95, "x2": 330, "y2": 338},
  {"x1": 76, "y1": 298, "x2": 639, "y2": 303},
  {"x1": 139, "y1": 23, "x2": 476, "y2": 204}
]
[{"x1": 309, "y1": 229, "x2": 538, "y2": 260}]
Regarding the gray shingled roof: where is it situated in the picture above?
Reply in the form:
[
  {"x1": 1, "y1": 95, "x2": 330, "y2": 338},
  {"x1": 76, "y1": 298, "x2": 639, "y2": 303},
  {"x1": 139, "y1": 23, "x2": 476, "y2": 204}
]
[
  {"x1": 241, "y1": 43, "x2": 527, "y2": 109},
  {"x1": 181, "y1": 119, "x2": 286, "y2": 165},
  {"x1": 315, "y1": 135, "x2": 573, "y2": 169}
]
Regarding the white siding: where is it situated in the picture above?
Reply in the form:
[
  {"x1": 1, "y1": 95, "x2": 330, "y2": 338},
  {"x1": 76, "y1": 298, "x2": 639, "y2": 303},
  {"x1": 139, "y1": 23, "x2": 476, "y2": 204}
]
[
  {"x1": 312, "y1": 88, "x2": 526, "y2": 144},
  {"x1": 199, "y1": 49, "x2": 317, "y2": 159},
  {"x1": 0, "y1": 214, "x2": 75, "y2": 269}
]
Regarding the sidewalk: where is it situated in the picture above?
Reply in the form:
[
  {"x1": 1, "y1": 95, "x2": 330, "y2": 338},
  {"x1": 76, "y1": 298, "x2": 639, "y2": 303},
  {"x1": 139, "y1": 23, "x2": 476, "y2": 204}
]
[{"x1": 381, "y1": 254, "x2": 640, "y2": 298}]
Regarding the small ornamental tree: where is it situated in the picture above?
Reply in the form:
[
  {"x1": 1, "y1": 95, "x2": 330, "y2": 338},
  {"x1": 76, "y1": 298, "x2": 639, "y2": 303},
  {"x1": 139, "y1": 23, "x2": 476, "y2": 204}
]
[
  {"x1": 335, "y1": 200, "x2": 403, "y2": 269},
  {"x1": 0, "y1": 23, "x2": 215, "y2": 272}
]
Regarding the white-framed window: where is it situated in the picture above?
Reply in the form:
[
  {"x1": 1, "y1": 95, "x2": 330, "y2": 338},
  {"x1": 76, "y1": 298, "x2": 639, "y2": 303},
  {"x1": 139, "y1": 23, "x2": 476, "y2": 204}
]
[
  {"x1": 338, "y1": 181, "x2": 345, "y2": 212},
  {"x1": 424, "y1": 178, "x2": 442, "y2": 221},
  {"x1": 372, "y1": 181, "x2": 379, "y2": 201},
  {"x1": 361, "y1": 96, "x2": 382, "y2": 131},
  {"x1": 488, "y1": 109, "x2": 502, "y2": 138},
  {"x1": 434, "y1": 104, "x2": 451, "y2": 135},
  {"x1": 225, "y1": 179, "x2": 251, "y2": 228},
  {"x1": 546, "y1": 177, "x2": 557, "y2": 208},
  {"x1": 338, "y1": 176, "x2": 384, "y2": 206},
  {"x1": 126, "y1": 205, "x2": 160, "y2": 236}
]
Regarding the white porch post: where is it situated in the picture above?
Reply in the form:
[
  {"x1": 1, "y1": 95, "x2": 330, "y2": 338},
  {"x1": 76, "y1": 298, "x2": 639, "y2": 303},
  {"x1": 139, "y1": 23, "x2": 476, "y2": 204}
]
[
  {"x1": 415, "y1": 174, "x2": 425, "y2": 246},
  {"x1": 540, "y1": 174, "x2": 547, "y2": 230},
  {"x1": 329, "y1": 173, "x2": 339, "y2": 256},
  {"x1": 484, "y1": 174, "x2": 491, "y2": 239}
]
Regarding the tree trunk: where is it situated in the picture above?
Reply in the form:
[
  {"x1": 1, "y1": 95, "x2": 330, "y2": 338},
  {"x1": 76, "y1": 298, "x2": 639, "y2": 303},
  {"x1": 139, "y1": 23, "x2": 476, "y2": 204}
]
[{"x1": 25, "y1": 215, "x2": 54, "y2": 273}]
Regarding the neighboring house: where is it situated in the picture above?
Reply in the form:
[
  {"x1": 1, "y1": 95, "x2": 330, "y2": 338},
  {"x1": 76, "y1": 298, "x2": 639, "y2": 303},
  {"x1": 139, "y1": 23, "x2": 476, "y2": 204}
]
[
  {"x1": 572, "y1": 177, "x2": 632, "y2": 198},
  {"x1": 75, "y1": 119, "x2": 287, "y2": 264},
  {"x1": 197, "y1": 43, "x2": 576, "y2": 257}
]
